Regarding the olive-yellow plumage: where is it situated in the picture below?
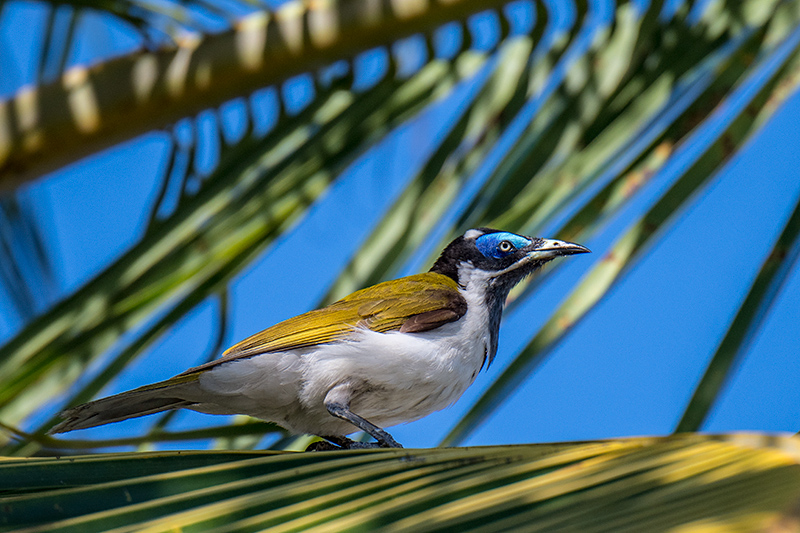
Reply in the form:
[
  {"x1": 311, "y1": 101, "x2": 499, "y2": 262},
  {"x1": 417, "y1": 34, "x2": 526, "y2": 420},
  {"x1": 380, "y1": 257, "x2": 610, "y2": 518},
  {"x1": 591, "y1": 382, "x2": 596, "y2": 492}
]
[
  {"x1": 204, "y1": 272, "x2": 466, "y2": 365},
  {"x1": 50, "y1": 228, "x2": 589, "y2": 448}
]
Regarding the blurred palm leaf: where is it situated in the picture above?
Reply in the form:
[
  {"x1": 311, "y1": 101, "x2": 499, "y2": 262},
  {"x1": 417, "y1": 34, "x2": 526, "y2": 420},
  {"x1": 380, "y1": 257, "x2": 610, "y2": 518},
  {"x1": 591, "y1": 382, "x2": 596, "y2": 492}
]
[
  {"x1": 0, "y1": 0, "x2": 515, "y2": 186},
  {"x1": 0, "y1": 197, "x2": 56, "y2": 322},
  {"x1": 0, "y1": 0, "x2": 797, "y2": 468},
  {"x1": 676, "y1": 195, "x2": 800, "y2": 432},
  {"x1": 2, "y1": 434, "x2": 800, "y2": 531}
]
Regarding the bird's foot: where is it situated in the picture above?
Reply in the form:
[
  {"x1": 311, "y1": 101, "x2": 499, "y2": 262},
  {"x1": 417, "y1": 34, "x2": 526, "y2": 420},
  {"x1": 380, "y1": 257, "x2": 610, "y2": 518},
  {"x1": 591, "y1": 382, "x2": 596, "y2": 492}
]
[
  {"x1": 306, "y1": 435, "x2": 403, "y2": 451},
  {"x1": 305, "y1": 435, "x2": 356, "y2": 451},
  {"x1": 375, "y1": 434, "x2": 403, "y2": 448},
  {"x1": 336, "y1": 434, "x2": 403, "y2": 449},
  {"x1": 305, "y1": 440, "x2": 342, "y2": 452},
  {"x1": 323, "y1": 397, "x2": 404, "y2": 448},
  {"x1": 342, "y1": 441, "x2": 384, "y2": 449}
]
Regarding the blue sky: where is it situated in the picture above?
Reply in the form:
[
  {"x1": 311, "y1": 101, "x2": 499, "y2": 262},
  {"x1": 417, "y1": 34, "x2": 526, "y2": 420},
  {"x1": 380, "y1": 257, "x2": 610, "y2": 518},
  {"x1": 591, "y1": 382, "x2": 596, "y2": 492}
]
[{"x1": 2, "y1": 0, "x2": 800, "y2": 449}]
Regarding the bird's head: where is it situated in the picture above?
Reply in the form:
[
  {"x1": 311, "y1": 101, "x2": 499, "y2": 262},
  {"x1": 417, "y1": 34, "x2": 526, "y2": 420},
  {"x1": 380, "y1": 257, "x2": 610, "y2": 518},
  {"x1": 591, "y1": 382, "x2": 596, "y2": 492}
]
[{"x1": 430, "y1": 228, "x2": 590, "y2": 293}]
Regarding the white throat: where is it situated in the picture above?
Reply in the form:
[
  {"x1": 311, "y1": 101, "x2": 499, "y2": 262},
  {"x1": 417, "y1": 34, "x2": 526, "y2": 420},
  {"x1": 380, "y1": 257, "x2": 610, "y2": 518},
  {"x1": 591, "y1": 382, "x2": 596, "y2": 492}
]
[{"x1": 456, "y1": 261, "x2": 506, "y2": 367}]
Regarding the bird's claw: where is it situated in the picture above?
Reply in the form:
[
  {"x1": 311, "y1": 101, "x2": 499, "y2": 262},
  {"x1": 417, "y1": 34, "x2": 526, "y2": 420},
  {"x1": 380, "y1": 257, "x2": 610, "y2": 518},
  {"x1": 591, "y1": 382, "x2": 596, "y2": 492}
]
[
  {"x1": 306, "y1": 435, "x2": 403, "y2": 451},
  {"x1": 305, "y1": 440, "x2": 342, "y2": 452}
]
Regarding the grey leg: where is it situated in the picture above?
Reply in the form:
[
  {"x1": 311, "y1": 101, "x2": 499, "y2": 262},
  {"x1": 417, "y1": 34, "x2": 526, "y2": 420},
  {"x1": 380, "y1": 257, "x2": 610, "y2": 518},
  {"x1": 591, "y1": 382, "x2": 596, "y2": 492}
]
[
  {"x1": 325, "y1": 401, "x2": 403, "y2": 448},
  {"x1": 322, "y1": 384, "x2": 402, "y2": 448}
]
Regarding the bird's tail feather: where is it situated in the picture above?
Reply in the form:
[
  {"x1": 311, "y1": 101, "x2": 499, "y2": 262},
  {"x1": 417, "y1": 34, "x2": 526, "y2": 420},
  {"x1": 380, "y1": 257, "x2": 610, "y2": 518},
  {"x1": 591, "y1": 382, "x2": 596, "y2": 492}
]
[{"x1": 49, "y1": 377, "x2": 198, "y2": 434}]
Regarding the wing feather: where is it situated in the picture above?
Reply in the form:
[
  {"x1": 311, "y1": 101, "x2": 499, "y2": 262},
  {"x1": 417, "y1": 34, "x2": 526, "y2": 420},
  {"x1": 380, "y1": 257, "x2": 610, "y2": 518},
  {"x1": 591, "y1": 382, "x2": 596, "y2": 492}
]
[{"x1": 181, "y1": 273, "x2": 466, "y2": 376}]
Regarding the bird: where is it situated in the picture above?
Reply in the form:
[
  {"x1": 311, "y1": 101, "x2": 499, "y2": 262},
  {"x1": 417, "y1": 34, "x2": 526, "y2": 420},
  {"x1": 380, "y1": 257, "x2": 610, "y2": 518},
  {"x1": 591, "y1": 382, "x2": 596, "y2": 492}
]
[{"x1": 50, "y1": 228, "x2": 589, "y2": 449}]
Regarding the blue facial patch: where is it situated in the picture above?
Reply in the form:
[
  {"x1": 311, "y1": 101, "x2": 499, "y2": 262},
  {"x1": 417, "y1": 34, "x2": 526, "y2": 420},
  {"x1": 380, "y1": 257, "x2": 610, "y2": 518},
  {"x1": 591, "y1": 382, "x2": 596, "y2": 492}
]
[{"x1": 475, "y1": 232, "x2": 532, "y2": 259}]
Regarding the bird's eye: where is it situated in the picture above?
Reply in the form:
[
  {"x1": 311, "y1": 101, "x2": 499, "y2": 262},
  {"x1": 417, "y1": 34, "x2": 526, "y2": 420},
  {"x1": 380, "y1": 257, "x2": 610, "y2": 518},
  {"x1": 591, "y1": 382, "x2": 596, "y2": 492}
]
[{"x1": 498, "y1": 240, "x2": 514, "y2": 253}]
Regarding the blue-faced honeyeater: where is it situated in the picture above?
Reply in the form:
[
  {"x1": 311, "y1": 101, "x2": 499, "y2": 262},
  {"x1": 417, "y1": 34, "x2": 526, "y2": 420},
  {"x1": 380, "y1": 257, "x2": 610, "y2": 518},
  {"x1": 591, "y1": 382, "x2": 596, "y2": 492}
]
[{"x1": 50, "y1": 228, "x2": 589, "y2": 449}]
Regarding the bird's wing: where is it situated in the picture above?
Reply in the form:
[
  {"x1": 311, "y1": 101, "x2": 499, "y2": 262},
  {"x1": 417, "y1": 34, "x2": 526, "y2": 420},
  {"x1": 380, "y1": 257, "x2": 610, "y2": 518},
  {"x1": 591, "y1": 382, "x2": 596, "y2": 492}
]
[{"x1": 179, "y1": 272, "x2": 466, "y2": 376}]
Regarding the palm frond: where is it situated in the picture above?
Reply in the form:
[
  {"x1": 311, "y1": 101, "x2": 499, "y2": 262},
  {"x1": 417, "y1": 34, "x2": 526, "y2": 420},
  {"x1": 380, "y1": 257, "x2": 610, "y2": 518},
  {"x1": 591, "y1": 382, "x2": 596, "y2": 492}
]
[
  {"x1": 676, "y1": 191, "x2": 800, "y2": 432},
  {"x1": 0, "y1": 196, "x2": 56, "y2": 322},
  {"x1": 0, "y1": 0, "x2": 516, "y2": 189},
  {"x1": 2, "y1": 434, "x2": 799, "y2": 532}
]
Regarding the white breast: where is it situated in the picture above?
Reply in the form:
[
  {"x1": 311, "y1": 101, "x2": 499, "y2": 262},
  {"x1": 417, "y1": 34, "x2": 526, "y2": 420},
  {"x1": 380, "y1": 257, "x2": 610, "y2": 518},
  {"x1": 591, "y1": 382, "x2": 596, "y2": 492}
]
[
  {"x1": 304, "y1": 286, "x2": 490, "y2": 426},
  {"x1": 194, "y1": 274, "x2": 492, "y2": 437}
]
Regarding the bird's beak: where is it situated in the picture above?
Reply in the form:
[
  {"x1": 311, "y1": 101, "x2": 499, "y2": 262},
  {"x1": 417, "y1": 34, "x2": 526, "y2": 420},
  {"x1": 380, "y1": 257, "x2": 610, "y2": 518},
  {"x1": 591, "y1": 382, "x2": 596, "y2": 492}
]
[
  {"x1": 528, "y1": 238, "x2": 591, "y2": 259},
  {"x1": 491, "y1": 238, "x2": 590, "y2": 278}
]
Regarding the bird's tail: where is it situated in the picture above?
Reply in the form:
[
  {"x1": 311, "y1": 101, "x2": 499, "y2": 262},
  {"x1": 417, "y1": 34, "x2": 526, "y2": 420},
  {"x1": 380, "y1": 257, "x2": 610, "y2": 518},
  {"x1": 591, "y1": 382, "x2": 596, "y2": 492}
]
[{"x1": 49, "y1": 375, "x2": 199, "y2": 434}]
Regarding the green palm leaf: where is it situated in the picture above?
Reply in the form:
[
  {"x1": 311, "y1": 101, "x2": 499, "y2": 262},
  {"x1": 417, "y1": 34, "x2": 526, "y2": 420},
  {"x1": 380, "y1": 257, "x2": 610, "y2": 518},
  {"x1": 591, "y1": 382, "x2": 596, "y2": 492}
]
[{"x1": 2, "y1": 434, "x2": 800, "y2": 532}]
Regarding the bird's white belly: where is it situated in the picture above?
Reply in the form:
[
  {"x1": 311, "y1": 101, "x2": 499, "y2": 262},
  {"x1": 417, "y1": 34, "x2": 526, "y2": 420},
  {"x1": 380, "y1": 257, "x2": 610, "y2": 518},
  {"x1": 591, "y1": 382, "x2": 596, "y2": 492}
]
[
  {"x1": 195, "y1": 316, "x2": 489, "y2": 437},
  {"x1": 304, "y1": 323, "x2": 487, "y2": 427}
]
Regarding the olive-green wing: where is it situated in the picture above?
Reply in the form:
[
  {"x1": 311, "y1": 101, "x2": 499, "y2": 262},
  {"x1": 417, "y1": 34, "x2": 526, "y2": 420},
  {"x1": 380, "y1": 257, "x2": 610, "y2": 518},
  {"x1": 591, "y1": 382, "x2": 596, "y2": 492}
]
[{"x1": 180, "y1": 272, "x2": 466, "y2": 376}]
